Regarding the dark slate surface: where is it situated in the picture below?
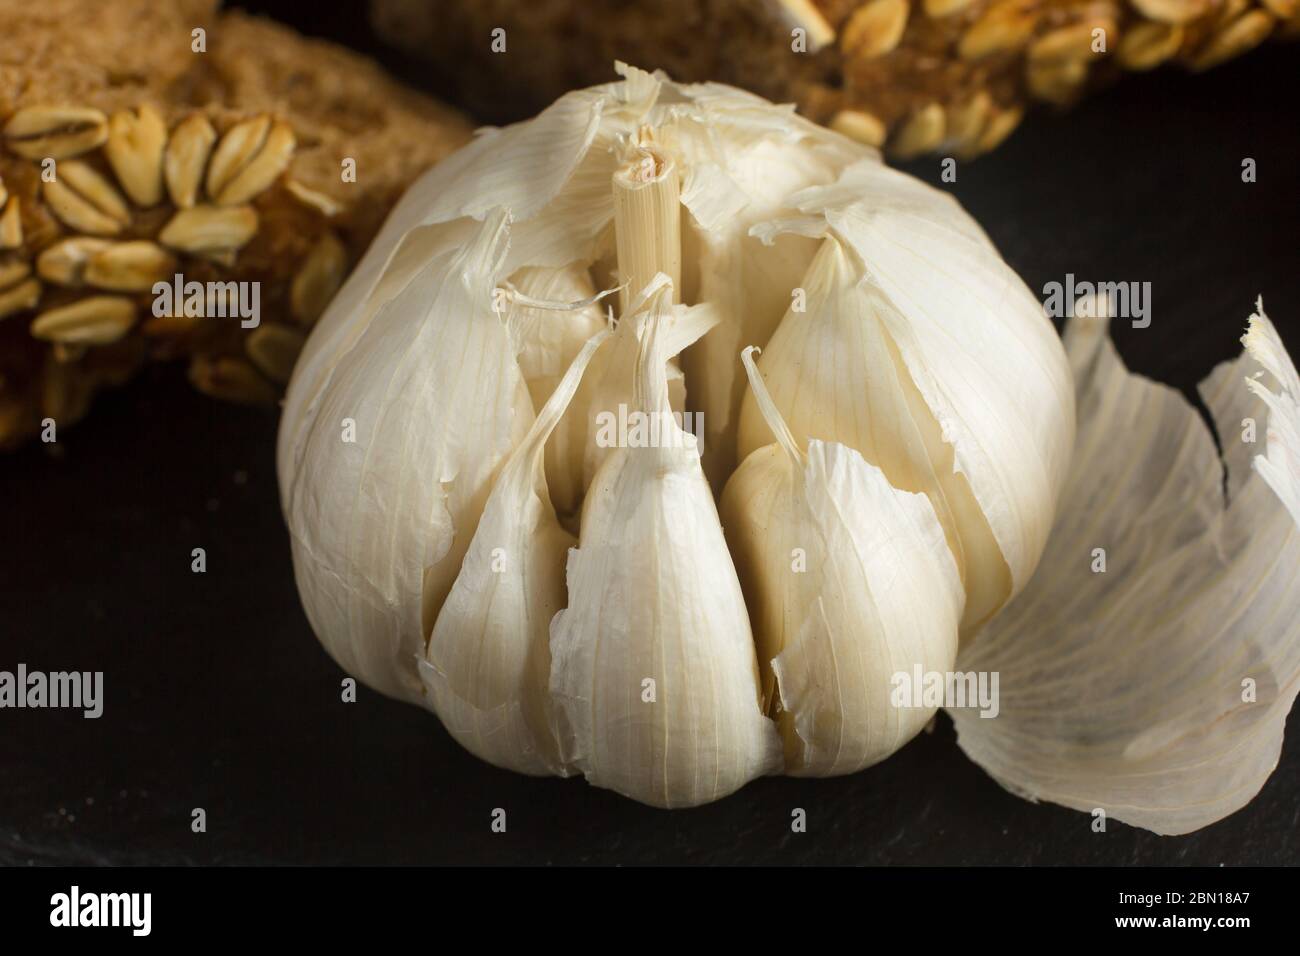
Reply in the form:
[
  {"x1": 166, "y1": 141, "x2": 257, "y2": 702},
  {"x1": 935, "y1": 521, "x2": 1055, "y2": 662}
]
[{"x1": 1, "y1": 8, "x2": 1297, "y2": 865}]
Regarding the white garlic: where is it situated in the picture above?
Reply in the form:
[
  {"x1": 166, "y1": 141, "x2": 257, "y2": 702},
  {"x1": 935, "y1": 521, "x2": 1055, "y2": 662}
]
[
  {"x1": 420, "y1": 326, "x2": 609, "y2": 776},
  {"x1": 507, "y1": 264, "x2": 608, "y2": 518},
  {"x1": 281, "y1": 208, "x2": 532, "y2": 704},
  {"x1": 550, "y1": 280, "x2": 780, "y2": 806},
  {"x1": 278, "y1": 64, "x2": 1300, "y2": 831},
  {"x1": 722, "y1": 347, "x2": 962, "y2": 775}
]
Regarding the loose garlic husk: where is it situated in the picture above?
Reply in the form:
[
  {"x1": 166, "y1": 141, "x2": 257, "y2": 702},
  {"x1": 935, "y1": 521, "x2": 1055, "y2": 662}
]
[{"x1": 279, "y1": 64, "x2": 1300, "y2": 831}]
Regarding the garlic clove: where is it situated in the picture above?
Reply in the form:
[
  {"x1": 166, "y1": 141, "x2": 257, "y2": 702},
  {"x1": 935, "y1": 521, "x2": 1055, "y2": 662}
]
[
  {"x1": 581, "y1": 278, "x2": 721, "y2": 487},
  {"x1": 798, "y1": 163, "x2": 1075, "y2": 623},
  {"x1": 550, "y1": 281, "x2": 781, "y2": 807},
  {"x1": 736, "y1": 235, "x2": 1004, "y2": 633},
  {"x1": 670, "y1": 104, "x2": 853, "y2": 489},
  {"x1": 509, "y1": 264, "x2": 608, "y2": 383},
  {"x1": 507, "y1": 264, "x2": 608, "y2": 517},
  {"x1": 951, "y1": 298, "x2": 1300, "y2": 836},
  {"x1": 723, "y1": 347, "x2": 963, "y2": 776},
  {"x1": 421, "y1": 328, "x2": 609, "y2": 776},
  {"x1": 283, "y1": 209, "x2": 533, "y2": 703},
  {"x1": 280, "y1": 217, "x2": 480, "y2": 505},
  {"x1": 739, "y1": 196, "x2": 1072, "y2": 633}
]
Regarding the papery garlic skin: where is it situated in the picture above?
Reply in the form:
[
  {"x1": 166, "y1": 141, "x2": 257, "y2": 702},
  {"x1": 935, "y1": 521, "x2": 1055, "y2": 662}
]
[
  {"x1": 951, "y1": 299, "x2": 1300, "y2": 836},
  {"x1": 420, "y1": 330, "x2": 608, "y2": 776},
  {"x1": 550, "y1": 285, "x2": 781, "y2": 807},
  {"x1": 723, "y1": 349, "x2": 962, "y2": 775}
]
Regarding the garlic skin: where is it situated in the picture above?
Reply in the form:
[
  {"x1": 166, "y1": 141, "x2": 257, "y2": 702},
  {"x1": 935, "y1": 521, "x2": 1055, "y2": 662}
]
[
  {"x1": 723, "y1": 348, "x2": 962, "y2": 775},
  {"x1": 950, "y1": 300, "x2": 1300, "y2": 835},
  {"x1": 278, "y1": 64, "x2": 1299, "y2": 829}
]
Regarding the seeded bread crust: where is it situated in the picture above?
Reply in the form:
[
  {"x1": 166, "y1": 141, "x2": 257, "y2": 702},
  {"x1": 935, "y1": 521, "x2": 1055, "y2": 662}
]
[
  {"x1": 0, "y1": 0, "x2": 471, "y2": 448},
  {"x1": 370, "y1": 0, "x2": 1295, "y2": 159}
]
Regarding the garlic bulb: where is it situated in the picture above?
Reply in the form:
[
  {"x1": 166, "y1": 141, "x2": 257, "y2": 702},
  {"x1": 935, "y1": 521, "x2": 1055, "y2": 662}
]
[{"x1": 279, "y1": 64, "x2": 1300, "y2": 831}]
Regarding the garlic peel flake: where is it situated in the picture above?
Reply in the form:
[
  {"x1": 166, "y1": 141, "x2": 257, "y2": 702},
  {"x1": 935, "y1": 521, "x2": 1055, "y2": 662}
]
[{"x1": 950, "y1": 300, "x2": 1300, "y2": 835}]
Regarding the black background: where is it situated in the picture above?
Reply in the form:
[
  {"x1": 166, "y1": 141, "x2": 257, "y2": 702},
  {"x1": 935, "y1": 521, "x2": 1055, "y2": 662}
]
[{"x1": 1, "y1": 2, "x2": 1297, "y2": 864}]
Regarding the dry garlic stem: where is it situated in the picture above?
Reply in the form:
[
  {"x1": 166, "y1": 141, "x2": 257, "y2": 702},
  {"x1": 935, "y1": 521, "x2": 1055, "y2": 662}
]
[
  {"x1": 583, "y1": 140, "x2": 698, "y2": 486},
  {"x1": 612, "y1": 140, "x2": 681, "y2": 314}
]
